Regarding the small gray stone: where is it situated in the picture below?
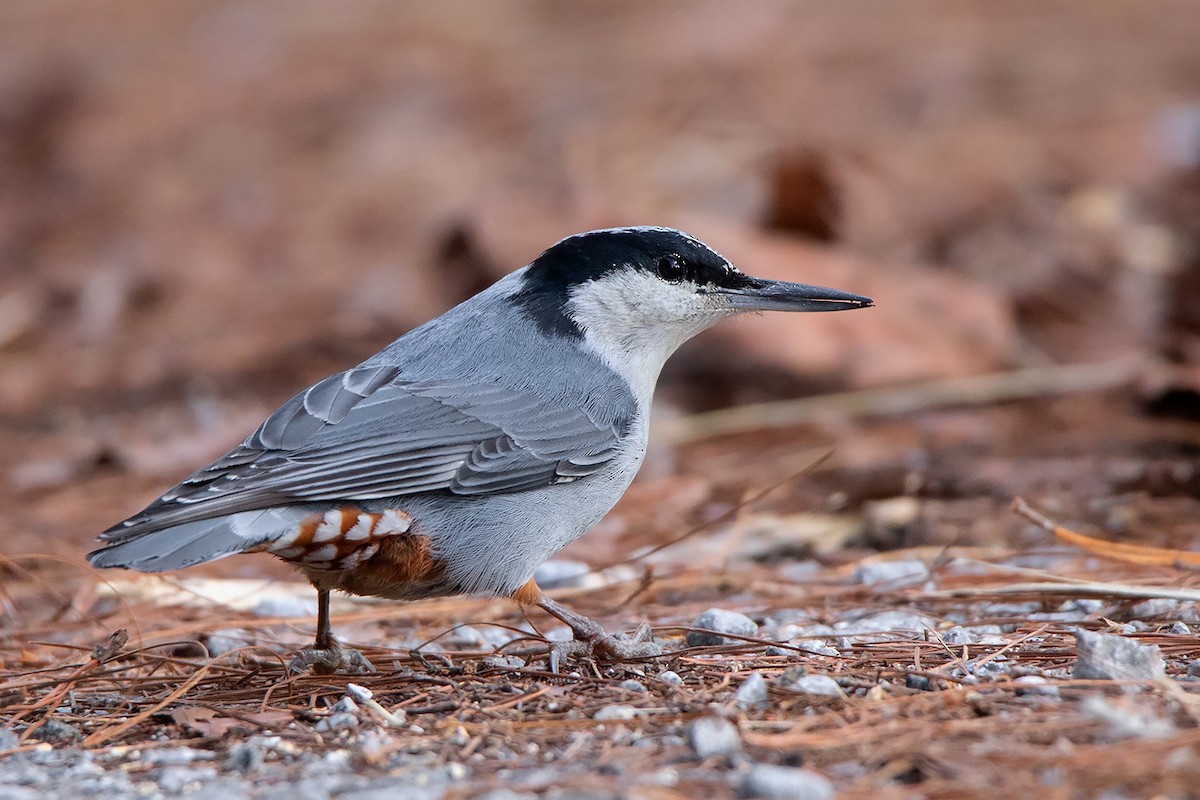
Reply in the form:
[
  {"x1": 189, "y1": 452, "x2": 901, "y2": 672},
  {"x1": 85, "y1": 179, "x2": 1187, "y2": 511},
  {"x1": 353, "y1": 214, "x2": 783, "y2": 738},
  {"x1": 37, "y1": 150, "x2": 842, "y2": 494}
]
[
  {"x1": 205, "y1": 629, "x2": 254, "y2": 656},
  {"x1": 945, "y1": 625, "x2": 1007, "y2": 646},
  {"x1": 740, "y1": 764, "x2": 835, "y2": 800},
  {"x1": 1073, "y1": 630, "x2": 1165, "y2": 682},
  {"x1": 481, "y1": 654, "x2": 527, "y2": 669},
  {"x1": 658, "y1": 670, "x2": 684, "y2": 686},
  {"x1": 1082, "y1": 694, "x2": 1175, "y2": 740},
  {"x1": 330, "y1": 696, "x2": 360, "y2": 715},
  {"x1": 1187, "y1": 659, "x2": 1200, "y2": 678},
  {"x1": 1128, "y1": 598, "x2": 1186, "y2": 620},
  {"x1": 75, "y1": 773, "x2": 136, "y2": 797},
  {"x1": 141, "y1": 747, "x2": 212, "y2": 766},
  {"x1": 0, "y1": 727, "x2": 19, "y2": 750},
  {"x1": 852, "y1": 559, "x2": 927, "y2": 586},
  {"x1": 688, "y1": 716, "x2": 741, "y2": 759},
  {"x1": 223, "y1": 742, "x2": 264, "y2": 775},
  {"x1": 970, "y1": 659, "x2": 1010, "y2": 680},
  {"x1": 687, "y1": 608, "x2": 758, "y2": 646},
  {"x1": 151, "y1": 766, "x2": 218, "y2": 794},
  {"x1": 29, "y1": 719, "x2": 81, "y2": 744},
  {"x1": 941, "y1": 626, "x2": 975, "y2": 645},
  {"x1": 1167, "y1": 621, "x2": 1191, "y2": 635},
  {"x1": 1013, "y1": 676, "x2": 1060, "y2": 698},
  {"x1": 779, "y1": 561, "x2": 822, "y2": 582},
  {"x1": 788, "y1": 675, "x2": 844, "y2": 698},
  {"x1": 253, "y1": 594, "x2": 318, "y2": 618},
  {"x1": 1060, "y1": 598, "x2": 1107, "y2": 615},
  {"x1": 477, "y1": 791, "x2": 538, "y2": 800},
  {"x1": 905, "y1": 674, "x2": 932, "y2": 691},
  {"x1": 618, "y1": 679, "x2": 646, "y2": 693},
  {"x1": 534, "y1": 559, "x2": 591, "y2": 589},
  {"x1": 776, "y1": 623, "x2": 836, "y2": 639},
  {"x1": 834, "y1": 610, "x2": 935, "y2": 637},
  {"x1": 316, "y1": 712, "x2": 359, "y2": 733},
  {"x1": 444, "y1": 624, "x2": 517, "y2": 650},
  {"x1": 340, "y1": 780, "x2": 447, "y2": 800},
  {"x1": 593, "y1": 705, "x2": 638, "y2": 721},
  {"x1": 735, "y1": 673, "x2": 769, "y2": 709}
]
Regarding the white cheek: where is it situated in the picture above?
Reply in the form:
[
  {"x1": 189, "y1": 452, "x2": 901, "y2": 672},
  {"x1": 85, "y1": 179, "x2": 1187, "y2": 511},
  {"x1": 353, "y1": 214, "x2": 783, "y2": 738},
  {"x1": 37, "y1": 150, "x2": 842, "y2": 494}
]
[{"x1": 567, "y1": 271, "x2": 731, "y2": 403}]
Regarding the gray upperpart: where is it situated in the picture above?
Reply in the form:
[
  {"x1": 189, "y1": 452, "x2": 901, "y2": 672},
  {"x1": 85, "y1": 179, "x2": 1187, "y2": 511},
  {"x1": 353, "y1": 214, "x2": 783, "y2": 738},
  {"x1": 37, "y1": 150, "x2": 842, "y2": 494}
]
[{"x1": 88, "y1": 226, "x2": 872, "y2": 596}]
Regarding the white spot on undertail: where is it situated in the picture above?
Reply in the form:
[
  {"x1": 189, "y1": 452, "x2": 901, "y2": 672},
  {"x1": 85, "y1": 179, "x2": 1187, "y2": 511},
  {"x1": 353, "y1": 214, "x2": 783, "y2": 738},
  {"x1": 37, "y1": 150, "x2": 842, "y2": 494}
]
[
  {"x1": 377, "y1": 509, "x2": 411, "y2": 534},
  {"x1": 343, "y1": 514, "x2": 375, "y2": 541},
  {"x1": 311, "y1": 510, "x2": 345, "y2": 543}
]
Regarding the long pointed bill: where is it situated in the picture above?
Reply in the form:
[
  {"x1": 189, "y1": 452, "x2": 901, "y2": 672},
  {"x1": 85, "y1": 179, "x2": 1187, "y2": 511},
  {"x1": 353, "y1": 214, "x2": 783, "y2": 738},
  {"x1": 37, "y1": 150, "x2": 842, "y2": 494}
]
[{"x1": 718, "y1": 277, "x2": 873, "y2": 312}]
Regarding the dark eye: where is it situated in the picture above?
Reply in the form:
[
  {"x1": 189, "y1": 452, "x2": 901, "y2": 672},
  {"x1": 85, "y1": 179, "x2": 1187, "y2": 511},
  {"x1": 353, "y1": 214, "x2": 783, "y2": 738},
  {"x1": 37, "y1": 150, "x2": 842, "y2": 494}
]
[{"x1": 656, "y1": 255, "x2": 686, "y2": 283}]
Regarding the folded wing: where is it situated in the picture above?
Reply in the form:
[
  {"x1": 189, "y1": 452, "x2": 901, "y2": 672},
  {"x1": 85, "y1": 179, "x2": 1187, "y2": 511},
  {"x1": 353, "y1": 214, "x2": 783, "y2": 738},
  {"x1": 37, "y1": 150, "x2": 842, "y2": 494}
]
[{"x1": 101, "y1": 365, "x2": 626, "y2": 542}]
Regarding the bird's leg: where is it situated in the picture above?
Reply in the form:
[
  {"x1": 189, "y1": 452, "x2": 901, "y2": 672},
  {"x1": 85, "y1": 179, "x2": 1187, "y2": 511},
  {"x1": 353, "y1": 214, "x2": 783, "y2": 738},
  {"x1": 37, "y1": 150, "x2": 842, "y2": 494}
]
[
  {"x1": 314, "y1": 587, "x2": 335, "y2": 649},
  {"x1": 514, "y1": 580, "x2": 661, "y2": 670},
  {"x1": 287, "y1": 589, "x2": 376, "y2": 675}
]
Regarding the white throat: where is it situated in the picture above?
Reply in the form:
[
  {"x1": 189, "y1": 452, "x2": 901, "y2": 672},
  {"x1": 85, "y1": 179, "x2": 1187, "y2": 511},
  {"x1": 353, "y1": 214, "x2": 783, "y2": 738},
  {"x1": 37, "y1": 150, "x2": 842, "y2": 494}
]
[{"x1": 566, "y1": 270, "x2": 733, "y2": 406}]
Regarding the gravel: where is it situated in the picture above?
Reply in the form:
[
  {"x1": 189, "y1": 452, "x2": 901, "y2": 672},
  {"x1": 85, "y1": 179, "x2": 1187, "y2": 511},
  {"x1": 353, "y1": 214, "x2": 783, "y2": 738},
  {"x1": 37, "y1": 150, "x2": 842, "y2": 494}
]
[
  {"x1": 339, "y1": 781, "x2": 448, "y2": 800},
  {"x1": 852, "y1": 559, "x2": 927, "y2": 586},
  {"x1": 223, "y1": 742, "x2": 265, "y2": 775},
  {"x1": 141, "y1": 746, "x2": 213, "y2": 766},
  {"x1": 785, "y1": 675, "x2": 844, "y2": 698},
  {"x1": 740, "y1": 764, "x2": 835, "y2": 800},
  {"x1": 735, "y1": 672, "x2": 769, "y2": 709},
  {"x1": 481, "y1": 654, "x2": 527, "y2": 669},
  {"x1": 594, "y1": 705, "x2": 639, "y2": 721},
  {"x1": 1082, "y1": 695, "x2": 1176, "y2": 740},
  {"x1": 687, "y1": 608, "x2": 758, "y2": 646},
  {"x1": 28, "y1": 719, "x2": 81, "y2": 744},
  {"x1": 534, "y1": 559, "x2": 592, "y2": 589},
  {"x1": 252, "y1": 595, "x2": 318, "y2": 618},
  {"x1": 1128, "y1": 598, "x2": 1200, "y2": 623},
  {"x1": 941, "y1": 625, "x2": 1005, "y2": 646},
  {"x1": 833, "y1": 610, "x2": 936, "y2": 637},
  {"x1": 1013, "y1": 676, "x2": 1060, "y2": 698},
  {"x1": 688, "y1": 717, "x2": 741, "y2": 759},
  {"x1": 204, "y1": 628, "x2": 256, "y2": 656},
  {"x1": 152, "y1": 765, "x2": 219, "y2": 794},
  {"x1": 315, "y1": 712, "x2": 359, "y2": 733},
  {"x1": 1073, "y1": 630, "x2": 1165, "y2": 682}
]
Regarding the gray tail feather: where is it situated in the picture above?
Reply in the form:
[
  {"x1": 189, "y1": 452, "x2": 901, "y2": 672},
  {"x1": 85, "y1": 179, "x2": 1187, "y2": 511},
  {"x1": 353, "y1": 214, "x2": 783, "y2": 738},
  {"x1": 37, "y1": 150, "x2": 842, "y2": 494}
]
[{"x1": 87, "y1": 509, "x2": 297, "y2": 573}]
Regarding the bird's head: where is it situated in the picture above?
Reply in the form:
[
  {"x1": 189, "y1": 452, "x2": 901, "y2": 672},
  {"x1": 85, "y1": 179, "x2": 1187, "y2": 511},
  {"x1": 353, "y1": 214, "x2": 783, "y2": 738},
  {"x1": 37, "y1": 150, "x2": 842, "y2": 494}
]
[{"x1": 510, "y1": 227, "x2": 873, "y2": 397}]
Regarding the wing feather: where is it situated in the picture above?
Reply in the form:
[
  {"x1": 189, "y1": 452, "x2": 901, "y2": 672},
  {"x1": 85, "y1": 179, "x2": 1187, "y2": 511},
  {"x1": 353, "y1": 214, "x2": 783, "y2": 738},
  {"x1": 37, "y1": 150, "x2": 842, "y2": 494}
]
[{"x1": 104, "y1": 365, "x2": 628, "y2": 540}]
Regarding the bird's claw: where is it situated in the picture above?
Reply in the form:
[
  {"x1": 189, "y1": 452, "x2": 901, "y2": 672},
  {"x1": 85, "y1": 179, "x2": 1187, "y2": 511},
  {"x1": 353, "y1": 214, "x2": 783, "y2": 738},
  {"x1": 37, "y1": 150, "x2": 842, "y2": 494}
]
[
  {"x1": 288, "y1": 645, "x2": 376, "y2": 675},
  {"x1": 548, "y1": 622, "x2": 662, "y2": 672}
]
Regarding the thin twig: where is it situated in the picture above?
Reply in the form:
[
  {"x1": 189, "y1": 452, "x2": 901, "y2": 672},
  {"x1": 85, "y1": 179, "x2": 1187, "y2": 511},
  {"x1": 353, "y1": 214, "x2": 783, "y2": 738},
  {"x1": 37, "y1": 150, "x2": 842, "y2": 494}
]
[{"x1": 657, "y1": 359, "x2": 1142, "y2": 443}]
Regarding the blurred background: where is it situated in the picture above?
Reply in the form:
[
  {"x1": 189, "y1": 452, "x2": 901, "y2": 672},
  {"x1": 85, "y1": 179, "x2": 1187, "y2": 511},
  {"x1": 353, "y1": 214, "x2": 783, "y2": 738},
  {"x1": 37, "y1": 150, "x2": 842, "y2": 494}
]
[{"x1": 2, "y1": 1, "x2": 1199, "y2": 574}]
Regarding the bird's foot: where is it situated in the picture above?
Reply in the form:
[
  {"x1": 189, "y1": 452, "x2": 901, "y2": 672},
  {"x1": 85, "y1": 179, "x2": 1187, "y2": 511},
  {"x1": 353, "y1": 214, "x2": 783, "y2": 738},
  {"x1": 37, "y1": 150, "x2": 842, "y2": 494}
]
[
  {"x1": 548, "y1": 620, "x2": 662, "y2": 672},
  {"x1": 524, "y1": 588, "x2": 662, "y2": 671},
  {"x1": 288, "y1": 644, "x2": 376, "y2": 675}
]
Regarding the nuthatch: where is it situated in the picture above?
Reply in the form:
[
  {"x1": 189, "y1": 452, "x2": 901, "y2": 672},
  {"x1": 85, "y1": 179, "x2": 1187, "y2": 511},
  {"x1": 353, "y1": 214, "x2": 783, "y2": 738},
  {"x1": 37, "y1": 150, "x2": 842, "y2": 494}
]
[{"x1": 89, "y1": 227, "x2": 872, "y2": 672}]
